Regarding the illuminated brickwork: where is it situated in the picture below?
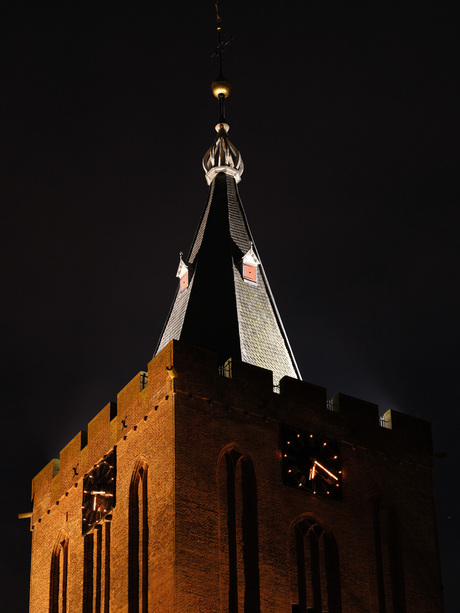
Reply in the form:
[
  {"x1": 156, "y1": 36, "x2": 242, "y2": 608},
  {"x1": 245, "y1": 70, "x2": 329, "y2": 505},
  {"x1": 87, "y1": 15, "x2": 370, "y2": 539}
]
[{"x1": 28, "y1": 339, "x2": 443, "y2": 612}]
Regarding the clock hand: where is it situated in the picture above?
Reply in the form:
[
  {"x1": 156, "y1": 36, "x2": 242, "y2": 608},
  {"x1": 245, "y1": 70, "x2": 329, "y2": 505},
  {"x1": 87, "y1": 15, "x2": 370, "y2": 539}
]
[
  {"x1": 312, "y1": 460, "x2": 338, "y2": 481},
  {"x1": 89, "y1": 490, "x2": 113, "y2": 512}
]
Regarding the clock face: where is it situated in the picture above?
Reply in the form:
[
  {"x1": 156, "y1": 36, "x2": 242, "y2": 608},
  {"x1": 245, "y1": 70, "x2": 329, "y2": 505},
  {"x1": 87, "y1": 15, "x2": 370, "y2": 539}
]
[
  {"x1": 82, "y1": 449, "x2": 116, "y2": 534},
  {"x1": 281, "y1": 427, "x2": 342, "y2": 499}
]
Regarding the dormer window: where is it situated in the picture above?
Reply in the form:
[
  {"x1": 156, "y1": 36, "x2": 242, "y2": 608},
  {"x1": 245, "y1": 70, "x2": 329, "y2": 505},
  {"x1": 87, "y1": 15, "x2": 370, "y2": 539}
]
[
  {"x1": 242, "y1": 245, "x2": 260, "y2": 284},
  {"x1": 176, "y1": 253, "x2": 189, "y2": 293},
  {"x1": 179, "y1": 271, "x2": 189, "y2": 292},
  {"x1": 243, "y1": 262, "x2": 256, "y2": 282}
]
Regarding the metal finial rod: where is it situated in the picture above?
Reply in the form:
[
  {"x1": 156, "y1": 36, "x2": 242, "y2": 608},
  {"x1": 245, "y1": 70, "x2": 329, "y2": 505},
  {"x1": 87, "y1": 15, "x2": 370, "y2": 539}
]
[
  {"x1": 218, "y1": 93, "x2": 226, "y2": 123},
  {"x1": 215, "y1": 1, "x2": 224, "y2": 76},
  {"x1": 210, "y1": 2, "x2": 232, "y2": 75},
  {"x1": 210, "y1": 1, "x2": 232, "y2": 123}
]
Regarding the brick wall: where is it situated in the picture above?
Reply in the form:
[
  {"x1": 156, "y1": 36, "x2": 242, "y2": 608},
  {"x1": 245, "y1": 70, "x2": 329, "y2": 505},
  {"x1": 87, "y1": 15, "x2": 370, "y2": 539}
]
[{"x1": 28, "y1": 339, "x2": 443, "y2": 612}]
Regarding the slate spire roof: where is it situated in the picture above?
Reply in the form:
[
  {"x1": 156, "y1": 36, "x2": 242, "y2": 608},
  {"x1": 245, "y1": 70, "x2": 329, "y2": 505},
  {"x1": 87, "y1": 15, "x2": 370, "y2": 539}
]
[{"x1": 155, "y1": 120, "x2": 301, "y2": 385}]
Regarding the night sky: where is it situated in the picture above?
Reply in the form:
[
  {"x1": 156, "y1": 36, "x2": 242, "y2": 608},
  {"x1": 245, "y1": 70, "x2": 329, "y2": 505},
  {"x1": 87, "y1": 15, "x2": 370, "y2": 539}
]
[{"x1": 2, "y1": 2, "x2": 458, "y2": 611}]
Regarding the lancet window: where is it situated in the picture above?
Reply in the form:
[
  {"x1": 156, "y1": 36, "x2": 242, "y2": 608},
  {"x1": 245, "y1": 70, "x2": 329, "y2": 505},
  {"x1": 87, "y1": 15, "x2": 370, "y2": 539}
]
[
  {"x1": 372, "y1": 499, "x2": 406, "y2": 613},
  {"x1": 217, "y1": 444, "x2": 260, "y2": 613},
  {"x1": 128, "y1": 459, "x2": 149, "y2": 613},
  {"x1": 83, "y1": 522, "x2": 111, "y2": 613},
  {"x1": 289, "y1": 516, "x2": 341, "y2": 613},
  {"x1": 49, "y1": 532, "x2": 69, "y2": 613}
]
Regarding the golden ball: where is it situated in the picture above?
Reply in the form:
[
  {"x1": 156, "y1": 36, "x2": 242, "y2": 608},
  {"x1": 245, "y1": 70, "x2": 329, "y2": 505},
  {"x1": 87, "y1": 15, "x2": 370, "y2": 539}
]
[{"x1": 211, "y1": 77, "x2": 231, "y2": 99}]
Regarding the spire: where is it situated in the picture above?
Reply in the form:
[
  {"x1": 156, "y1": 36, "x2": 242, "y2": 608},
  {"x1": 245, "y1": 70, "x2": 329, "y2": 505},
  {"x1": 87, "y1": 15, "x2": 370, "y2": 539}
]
[{"x1": 155, "y1": 4, "x2": 300, "y2": 385}]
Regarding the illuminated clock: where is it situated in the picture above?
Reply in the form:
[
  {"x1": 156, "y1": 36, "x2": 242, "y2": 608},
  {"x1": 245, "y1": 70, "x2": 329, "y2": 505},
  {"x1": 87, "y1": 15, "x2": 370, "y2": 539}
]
[
  {"x1": 82, "y1": 449, "x2": 116, "y2": 534},
  {"x1": 281, "y1": 427, "x2": 342, "y2": 499}
]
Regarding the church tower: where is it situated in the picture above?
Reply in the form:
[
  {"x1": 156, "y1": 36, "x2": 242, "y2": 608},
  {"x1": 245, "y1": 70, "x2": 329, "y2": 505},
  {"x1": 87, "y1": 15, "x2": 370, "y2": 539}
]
[{"x1": 26, "y1": 10, "x2": 443, "y2": 613}]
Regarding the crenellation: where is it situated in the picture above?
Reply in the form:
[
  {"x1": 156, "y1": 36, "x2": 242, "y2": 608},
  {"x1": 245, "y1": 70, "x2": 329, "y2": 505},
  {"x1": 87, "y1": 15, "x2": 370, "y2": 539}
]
[
  {"x1": 163, "y1": 341, "x2": 435, "y2": 461},
  {"x1": 80, "y1": 429, "x2": 88, "y2": 449},
  {"x1": 87, "y1": 401, "x2": 118, "y2": 470},
  {"x1": 31, "y1": 340, "x2": 436, "y2": 519},
  {"x1": 151, "y1": 340, "x2": 219, "y2": 399},
  {"x1": 31, "y1": 458, "x2": 60, "y2": 524},
  {"x1": 279, "y1": 375, "x2": 327, "y2": 410},
  {"x1": 29, "y1": 340, "x2": 441, "y2": 612},
  {"x1": 276, "y1": 376, "x2": 328, "y2": 426},
  {"x1": 225, "y1": 358, "x2": 274, "y2": 396},
  {"x1": 333, "y1": 392, "x2": 380, "y2": 425},
  {"x1": 116, "y1": 371, "x2": 150, "y2": 438},
  {"x1": 213, "y1": 372, "x2": 274, "y2": 420},
  {"x1": 58, "y1": 431, "x2": 87, "y2": 500},
  {"x1": 30, "y1": 353, "x2": 174, "y2": 527},
  {"x1": 385, "y1": 408, "x2": 433, "y2": 455}
]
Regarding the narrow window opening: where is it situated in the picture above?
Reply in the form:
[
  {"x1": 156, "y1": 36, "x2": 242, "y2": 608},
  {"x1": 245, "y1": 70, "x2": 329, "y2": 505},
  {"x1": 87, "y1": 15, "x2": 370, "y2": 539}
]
[
  {"x1": 373, "y1": 499, "x2": 386, "y2": 613},
  {"x1": 83, "y1": 534, "x2": 94, "y2": 613},
  {"x1": 95, "y1": 526, "x2": 102, "y2": 613},
  {"x1": 129, "y1": 460, "x2": 149, "y2": 613},
  {"x1": 218, "y1": 358, "x2": 233, "y2": 378},
  {"x1": 226, "y1": 455, "x2": 238, "y2": 613},
  {"x1": 49, "y1": 535, "x2": 68, "y2": 613},
  {"x1": 388, "y1": 509, "x2": 406, "y2": 613},
  {"x1": 104, "y1": 523, "x2": 111, "y2": 613},
  {"x1": 290, "y1": 517, "x2": 341, "y2": 613},
  {"x1": 373, "y1": 500, "x2": 406, "y2": 613},
  {"x1": 82, "y1": 523, "x2": 111, "y2": 613},
  {"x1": 218, "y1": 446, "x2": 260, "y2": 613}
]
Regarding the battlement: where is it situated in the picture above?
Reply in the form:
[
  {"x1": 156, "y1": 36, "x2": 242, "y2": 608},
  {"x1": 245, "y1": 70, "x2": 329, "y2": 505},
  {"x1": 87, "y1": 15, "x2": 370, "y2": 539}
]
[
  {"x1": 30, "y1": 339, "x2": 434, "y2": 524},
  {"x1": 31, "y1": 352, "x2": 174, "y2": 524},
  {"x1": 163, "y1": 341, "x2": 433, "y2": 460}
]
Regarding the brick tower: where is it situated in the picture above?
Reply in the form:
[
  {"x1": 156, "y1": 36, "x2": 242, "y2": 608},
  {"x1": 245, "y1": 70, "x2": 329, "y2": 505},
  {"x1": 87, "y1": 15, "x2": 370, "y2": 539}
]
[{"x1": 27, "y1": 17, "x2": 443, "y2": 613}]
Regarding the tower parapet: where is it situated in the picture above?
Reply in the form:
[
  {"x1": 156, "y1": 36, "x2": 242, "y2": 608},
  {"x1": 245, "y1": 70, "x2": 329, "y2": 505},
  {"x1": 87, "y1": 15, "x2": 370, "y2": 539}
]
[{"x1": 30, "y1": 339, "x2": 434, "y2": 529}]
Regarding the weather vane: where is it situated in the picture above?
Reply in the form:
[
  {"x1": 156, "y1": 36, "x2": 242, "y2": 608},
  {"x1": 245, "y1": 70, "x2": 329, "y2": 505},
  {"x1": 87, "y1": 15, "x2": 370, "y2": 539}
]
[{"x1": 210, "y1": 1, "x2": 233, "y2": 123}]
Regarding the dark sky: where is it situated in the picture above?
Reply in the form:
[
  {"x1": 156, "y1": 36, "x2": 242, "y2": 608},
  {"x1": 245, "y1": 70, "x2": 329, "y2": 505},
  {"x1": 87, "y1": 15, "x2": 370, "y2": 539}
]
[{"x1": 2, "y1": 1, "x2": 459, "y2": 611}]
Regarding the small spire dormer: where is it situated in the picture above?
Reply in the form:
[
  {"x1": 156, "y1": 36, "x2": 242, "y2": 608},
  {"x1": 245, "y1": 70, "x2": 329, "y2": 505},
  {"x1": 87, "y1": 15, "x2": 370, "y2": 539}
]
[
  {"x1": 176, "y1": 253, "x2": 189, "y2": 293},
  {"x1": 242, "y1": 244, "x2": 260, "y2": 283}
]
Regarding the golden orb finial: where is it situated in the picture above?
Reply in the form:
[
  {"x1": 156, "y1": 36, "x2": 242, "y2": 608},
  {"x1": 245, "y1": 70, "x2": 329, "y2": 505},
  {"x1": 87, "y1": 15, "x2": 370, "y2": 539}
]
[{"x1": 211, "y1": 76, "x2": 231, "y2": 99}]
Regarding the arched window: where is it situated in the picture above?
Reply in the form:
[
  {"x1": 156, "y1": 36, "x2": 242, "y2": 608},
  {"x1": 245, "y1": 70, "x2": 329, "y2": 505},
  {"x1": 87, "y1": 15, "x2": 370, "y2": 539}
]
[
  {"x1": 289, "y1": 516, "x2": 341, "y2": 613},
  {"x1": 49, "y1": 532, "x2": 69, "y2": 613},
  {"x1": 83, "y1": 523, "x2": 111, "y2": 613},
  {"x1": 217, "y1": 444, "x2": 260, "y2": 613},
  {"x1": 372, "y1": 499, "x2": 406, "y2": 613},
  {"x1": 128, "y1": 459, "x2": 149, "y2": 613}
]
